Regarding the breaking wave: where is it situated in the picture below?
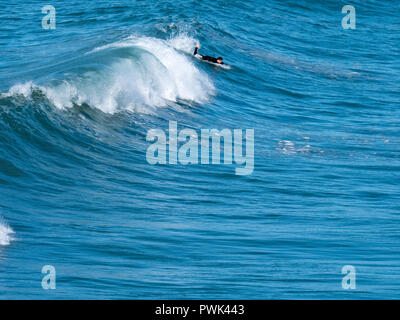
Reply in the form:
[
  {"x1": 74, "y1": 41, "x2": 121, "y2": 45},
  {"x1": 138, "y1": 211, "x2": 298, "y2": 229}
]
[{"x1": 2, "y1": 35, "x2": 214, "y2": 114}]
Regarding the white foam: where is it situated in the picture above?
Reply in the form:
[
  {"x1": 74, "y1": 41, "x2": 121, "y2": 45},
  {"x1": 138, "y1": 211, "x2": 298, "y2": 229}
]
[
  {"x1": 277, "y1": 140, "x2": 296, "y2": 155},
  {"x1": 167, "y1": 34, "x2": 198, "y2": 54},
  {"x1": 0, "y1": 221, "x2": 14, "y2": 246},
  {"x1": 4, "y1": 36, "x2": 215, "y2": 114},
  {"x1": 1, "y1": 81, "x2": 35, "y2": 98}
]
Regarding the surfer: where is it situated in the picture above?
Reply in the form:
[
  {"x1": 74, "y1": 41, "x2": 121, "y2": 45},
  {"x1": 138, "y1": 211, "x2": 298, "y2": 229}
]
[{"x1": 193, "y1": 43, "x2": 224, "y2": 65}]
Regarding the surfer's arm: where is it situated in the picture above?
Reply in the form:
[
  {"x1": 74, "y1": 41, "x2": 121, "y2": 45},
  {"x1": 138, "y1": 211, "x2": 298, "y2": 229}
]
[
  {"x1": 194, "y1": 48, "x2": 203, "y2": 59},
  {"x1": 193, "y1": 43, "x2": 202, "y2": 57}
]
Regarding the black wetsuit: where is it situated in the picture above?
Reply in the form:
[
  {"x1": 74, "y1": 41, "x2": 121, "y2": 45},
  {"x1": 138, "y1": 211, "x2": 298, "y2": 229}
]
[{"x1": 193, "y1": 47, "x2": 224, "y2": 64}]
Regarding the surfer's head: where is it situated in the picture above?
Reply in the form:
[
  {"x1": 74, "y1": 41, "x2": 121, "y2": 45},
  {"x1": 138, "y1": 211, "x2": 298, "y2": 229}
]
[{"x1": 217, "y1": 57, "x2": 223, "y2": 64}]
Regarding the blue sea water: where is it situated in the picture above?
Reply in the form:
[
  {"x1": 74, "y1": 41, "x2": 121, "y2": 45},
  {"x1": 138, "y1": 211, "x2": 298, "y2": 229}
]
[{"x1": 0, "y1": 0, "x2": 399, "y2": 299}]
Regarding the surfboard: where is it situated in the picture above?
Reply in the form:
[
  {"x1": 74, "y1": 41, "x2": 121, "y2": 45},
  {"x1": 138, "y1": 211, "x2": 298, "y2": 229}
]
[{"x1": 194, "y1": 54, "x2": 231, "y2": 70}]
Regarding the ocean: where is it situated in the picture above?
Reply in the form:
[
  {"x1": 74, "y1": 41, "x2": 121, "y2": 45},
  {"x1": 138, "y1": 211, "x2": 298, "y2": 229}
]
[{"x1": 0, "y1": 0, "x2": 399, "y2": 299}]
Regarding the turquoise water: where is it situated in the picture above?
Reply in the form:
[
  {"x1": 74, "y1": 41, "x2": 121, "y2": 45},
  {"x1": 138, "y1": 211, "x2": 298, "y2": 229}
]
[{"x1": 0, "y1": 0, "x2": 399, "y2": 299}]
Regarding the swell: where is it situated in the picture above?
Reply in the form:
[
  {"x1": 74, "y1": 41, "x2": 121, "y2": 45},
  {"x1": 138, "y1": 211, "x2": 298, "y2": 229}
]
[{"x1": 0, "y1": 34, "x2": 215, "y2": 190}]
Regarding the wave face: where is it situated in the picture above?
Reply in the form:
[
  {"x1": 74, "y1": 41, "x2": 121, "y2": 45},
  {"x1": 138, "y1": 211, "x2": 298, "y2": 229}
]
[{"x1": 1, "y1": 0, "x2": 400, "y2": 299}]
